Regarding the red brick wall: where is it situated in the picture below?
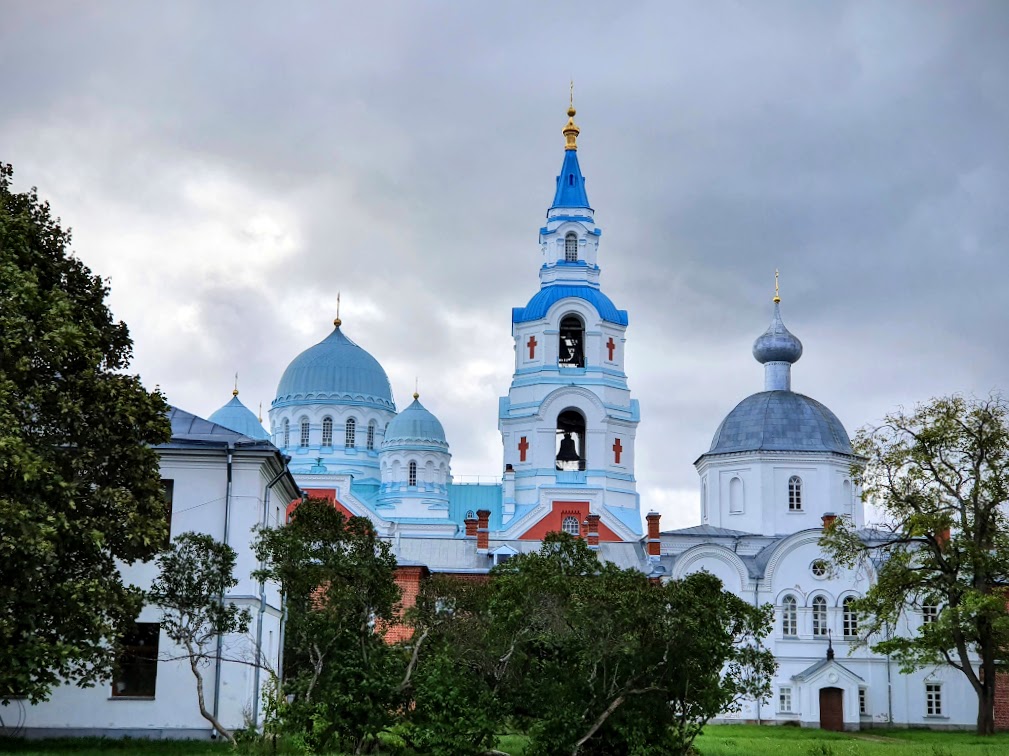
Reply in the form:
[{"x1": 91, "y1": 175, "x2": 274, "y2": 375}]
[
  {"x1": 518, "y1": 501, "x2": 622, "y2": 541},
  {"x1": 996, "y1": 671, "x2": 1009, "y2": 730},
  {"x1": 384, "y1": 566, "x2": 428, "y2": 644}
]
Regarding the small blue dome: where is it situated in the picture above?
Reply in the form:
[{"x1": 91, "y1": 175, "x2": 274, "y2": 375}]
[
  {"x1": 208, "y1": 395, "x2": 270, "y2": 441},
  {"x1": 513, "y1": 284, "x2": 628, "y2": 326},
  {"x1": 383, "y1": 397, "x2": 448, "y2": 450},
  {"x1": 274, "y1": 326, "x2": 395, "y2": 411},
  {"x1": 753, "y1": 302, "x2": 803, "y2": 364},
  {"x1": 707, "y1": 391, "x2": 852, "y2": 455}
]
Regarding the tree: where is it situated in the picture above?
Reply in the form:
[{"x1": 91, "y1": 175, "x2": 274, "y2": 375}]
[
  {"x1": 410, "y1": 534, "x2": 774, "y2": 756},
  {"x1": 149, "y1": 532, "x2": 251, "y2": 744},
  {"x1": 252, "y1": 499, "x2": 402, "y2": 754},
  {"x1": 0, "y1": 163, "x2": 171, "y2": 703},
  {"x1": 822, "y1": 394, "x2": 1009, "y2": 735}
]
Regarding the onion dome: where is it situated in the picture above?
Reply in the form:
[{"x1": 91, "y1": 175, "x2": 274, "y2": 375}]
[
  {"x1": 708, "y1": 392, "x2": 852, "y2": 455},
  {"x1": 752, "y1": 301, "x2": 803, "y2": 365},
  {"x1": 208, "y1": 394, "x2": 270, "y2": 441},
  {"x1": 273, "y1": 322, "x2": 395, "y2": 412},
  {"x1": 382, "y1": 394, "x2": 448, "y2": 451}
]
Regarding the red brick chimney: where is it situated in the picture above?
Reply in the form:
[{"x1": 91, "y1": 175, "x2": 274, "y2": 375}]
[
  {"x1": 464, "y1": 513, "x2": 478, "y2": 538},
  {"x1": 476, "y1": 509, "x2": 491, "y2": 553},
  {"x1": 646, "y1": 511, "x2": 661, "y2": 558},
  {"x1": 822, "y1": 512, "x2": 837, "y2": 529},
  {"x1": 586, "y1": 514, "x2": 600, "y2": 550}
]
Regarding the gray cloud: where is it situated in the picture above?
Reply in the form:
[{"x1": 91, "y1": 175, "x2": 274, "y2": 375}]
[{"x1": 3, "y1": 0, "x2": 1008, "y2": 529}]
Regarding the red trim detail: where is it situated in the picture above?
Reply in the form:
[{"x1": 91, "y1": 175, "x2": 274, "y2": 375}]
[{"x1": 518, "y1": 501, "x2": 622, "y2": 541}]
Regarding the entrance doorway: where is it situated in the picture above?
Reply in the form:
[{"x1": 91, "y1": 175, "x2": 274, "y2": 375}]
[{"x1": 819, "y1": 687, "x2": 843, "y2": 731}]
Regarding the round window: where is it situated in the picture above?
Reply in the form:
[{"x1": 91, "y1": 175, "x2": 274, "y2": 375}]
[{"x1": 811, "y1": 559, "x2": 828, "y2": 578}]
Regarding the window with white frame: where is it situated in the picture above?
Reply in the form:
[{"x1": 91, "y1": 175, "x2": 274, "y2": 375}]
[
  {"x1": 562, "y1": 515, "x2": 580, "y2": 536},
  {"x1": 859, "y1": 688, "x2": 867, "y2": 715},
  {"x1": 408, "y1": 461, "x2": 418, "y2": 487},
  {"x1": 926, "y1": 683, "x2": 942, "y2": 716},
  {"x1": 812, "y1": 596, "x2": 828, "y2": 637},
  {"x1": 299, "y1": 418, "x2": 310, "y2": 448},
  {"x1": 922, "y1": 603, "x2": 939, "y2": 625},
  {"x1": 321, "y1": 417, "x2": 333, "y2": 447},
  {"x1": 367, "y1": 420, "x2": 376, "y2": 450},
  {"x1": 283, "y1": 419, "x2": 290, "y2": 448},
  {"x1": 564, "y1": 233, "x2": 578, "y2": 262},
  {"x1": 778, "y1": 686, "x2": 793, "y2": 713},
  {"x1": 788, "y1": 475, "x2": 802, "y2": 511},
  {"x1": 782, "y1": 595, "x2": 798, "y2": 637},
  {"x1": 843, "y1": 596, "x2": 858, "y2": 638},
  {"x1": 345, "y1": 417, "x2": 356, "y2": 448}
]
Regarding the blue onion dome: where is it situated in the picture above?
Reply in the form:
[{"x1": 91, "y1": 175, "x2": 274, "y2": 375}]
[
  {"x1": 708, "y1": 391, "x2": 852, "y2": 455},
  {"x1": 382, "y1": 394, "x2": 449, "y2": 451},
  {"x1": 274, "y1": 321, "x2": 395, "y2": 411},
  {"x1": 753, "y1": 301, "x2": 803, "y2": 365},
  {"x1": 208, "y1": 392, "x2": 270, "y2": 441}
]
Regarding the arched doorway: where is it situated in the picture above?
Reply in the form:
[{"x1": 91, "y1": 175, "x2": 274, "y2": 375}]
[{"x1": 819, "y1": 687, "x2": 843, "y2": 731}]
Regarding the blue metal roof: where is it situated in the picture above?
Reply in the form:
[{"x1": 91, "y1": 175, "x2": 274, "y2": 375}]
[
  {"x1": 513, "y1": 285, "x2": 628, "y2": 326},
  {"x1": 706, "y1": 391, "x2": 853, "y2": 456},
  {"x1": 384, "y1": 397, "x2": 448, "y2": 448},
  {"x1": 551, "y1": 149, "x2": 591, "y2": 209},
  {"x1": 274, "y1": 326, "x2": 395, "y2": 411},
  {"x1": 207, "y1": 395, "x2": 270, "y2": 441},
  {"x1": 753, "y1": 302, "x2": 803, "y2": 364},
  {"x1": 449, "y1": 483, "x2": 503, "y2": 530}
]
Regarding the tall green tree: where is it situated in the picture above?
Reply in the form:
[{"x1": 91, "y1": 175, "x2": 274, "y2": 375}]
[
  {"x1": 0, "y1": 164, "x2": 171, "y2": 703},
  {"x1": 149, "y1": 532, "x2": 251, "y2": 744},
  {"x1": 252, "y1": 499, "x2": 402, "y2": 754},
  {"x1": 822, "y1": 395, "x2": 1009, "y2": 735}
]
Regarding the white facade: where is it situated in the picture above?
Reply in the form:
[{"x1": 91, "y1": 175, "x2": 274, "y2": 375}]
[{"x1": 8, "y1": 410, "x2": 300, "y2": 738}]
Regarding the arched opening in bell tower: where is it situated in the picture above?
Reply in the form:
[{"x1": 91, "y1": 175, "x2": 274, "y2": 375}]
[
  {"x1": 559, "y1": 314, "x2": 585, "y2": 368},
  {"x1": 555, "y1": 408, "x2": 586, "y2": 471}
]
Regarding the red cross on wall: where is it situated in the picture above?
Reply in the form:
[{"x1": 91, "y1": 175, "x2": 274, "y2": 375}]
[
  {"x1": 606, "y1": 337, "x2": 616, "y2": 361},
  {"x1": 527, "y1": 335, "x2": 538, "y2": 359},
  {"x1": 612, "y1": 438, "x2": 623, "y2": 464},
  {"x1": 518, "y1": 436, "x2": 529, "y2": 462}
]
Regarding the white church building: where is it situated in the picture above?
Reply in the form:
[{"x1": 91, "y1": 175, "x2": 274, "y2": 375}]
[{"x1": 6, "y1": 103, "x2": 980, "y2": 735}]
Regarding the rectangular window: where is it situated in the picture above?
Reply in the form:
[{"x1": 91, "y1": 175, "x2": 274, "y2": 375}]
[
  {"x1": 859, "y1": 688, "x2": 867, "y2": 715},
  {"x1": 778, "y1": 686, "x2": 792, "y2": 713},
  {"x1": 926, "y1": 683, "x2": 942, "y2": 716},
  {"x1": 923, "y1": 604, "x2": 939, "y2": 624},
  {"x1": 112, "y1": 623, "x2": 160, "y2": 698},
  {"x1": 367, "y1": 423, "x2": 375, "y2": 450},
  {"x1": 161, "y1": 480, "x2": 174, "y2": 547},
  {"x1": 300, "y1": 421, "x2": 310, "y2": 447}
]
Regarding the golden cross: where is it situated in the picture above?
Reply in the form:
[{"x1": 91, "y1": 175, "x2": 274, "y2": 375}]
[{"x1": 773, "y1": 269, "x2": 781, "y2": 303}]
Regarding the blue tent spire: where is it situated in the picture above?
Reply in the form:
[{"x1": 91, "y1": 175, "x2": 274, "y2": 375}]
[{"x1": 550, "y1": 99, "x2": 591, "y2": 210}]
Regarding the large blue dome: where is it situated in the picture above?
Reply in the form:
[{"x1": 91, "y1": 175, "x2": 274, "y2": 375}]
[
  {"x1": 383, "y1": 397, "x2": 448, "y2": 450},
  {"x1": 707, "y1": 391, "x2": 852, "y2": 456},
  {"x1": 274, "y1": 326, "x2": 395, "y2": 411},
  {"x1": 208, "y1": 394, "x2": 270, "y2": 441}
]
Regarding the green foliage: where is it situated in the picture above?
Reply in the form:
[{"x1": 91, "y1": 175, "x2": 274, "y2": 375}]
[
  {"x1": 253, "y1": 499, "x2": 403, "y2": 754},
  {"x1": 409, "y1": 534, "x2": 775, "y2": 756},
  {"x1": 821, "y1": 395, "x2": 1009, "y2": 734},
  {"x1": 0, "y1": 163, "x2": 171, "y2": 703}
]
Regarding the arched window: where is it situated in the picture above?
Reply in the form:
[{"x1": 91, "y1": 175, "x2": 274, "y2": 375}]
[
  {"x1": 788, "y1": 475, "x2": 802, "y2": 511},
  {"x1": 842, "y1": 479, "x2": 852, "y2": 513},
  {"x1": 408, "y1": 461, "x2": 417, "y2": 487},
  {"x1": 558, "y1": 314, "x2": 585, "y2": 368},
  {"x1": 321, "y1": 417, "x2": 333, "y2": 447},
  {"x1": 555, "y1": 408, "x2": 586, "y2": 471},
  {"x1": 299, "y1": 418, "x2": 310, "y2": 448},
  {"x1": 283, "y1": 419, "x2": 290, "y2": 448},
  {"x1": 729, "y1": 476, "x2": 744, "y2": 514},
  {"x1": 367, "y1": 420, "x2": 376, "y2": 450},
  {"x1": 812, "y1": 596, "x2": 828, "y2": 636},
  {"x1": 345, "y1": 417, "x2": 356, "y2": 448},
  {"x1": 564, "y1": 233, "x2": 578, "y2": 262},
  {"x1": 843, "y1": 596, "x2": 858, "y2": 638},
  {"x1": 782, "y1": 595, "x2": 798, "y2": 637},
  {"x1": 562, "y1": 515, "x2": 580, "y2": 536}
]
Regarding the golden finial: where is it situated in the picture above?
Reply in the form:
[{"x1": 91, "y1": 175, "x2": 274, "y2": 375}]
[
  {"x1": 773, "y1": 269, "x2": 781, "y2": 304},
  {"x1": 233, "y1": 372, "x2": 239, "y2": 397},
  {"x1": 413, "y1": 376, "x2": 419, "y2": 400},
  {"x1": 563, "y1": 80, "x2": 580, "y2": 151},
  {"x1": 333, "y1": 291, "x2": 342, "y2": 328},
  {"x1": 258, "y1": 402, "x2": 263, "y2": 423}
]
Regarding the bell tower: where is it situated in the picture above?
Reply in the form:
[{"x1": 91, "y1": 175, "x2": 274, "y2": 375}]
[{"x1": 497, "y1": 97, "x2": 641, "y2": 541}]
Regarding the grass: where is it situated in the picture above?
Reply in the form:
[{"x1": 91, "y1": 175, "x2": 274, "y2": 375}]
[{"x1": 2, "y1": 728, "x2": 1009, "y2": 755}]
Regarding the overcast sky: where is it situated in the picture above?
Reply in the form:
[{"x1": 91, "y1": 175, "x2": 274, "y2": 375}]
[{"x1": 3, "y1": 1, "x2": 1008, "y2": 530}]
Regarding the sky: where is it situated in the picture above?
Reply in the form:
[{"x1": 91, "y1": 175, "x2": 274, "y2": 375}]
[{"x1": 2, "y1": 1, "x2": 1008, "y2": 530}]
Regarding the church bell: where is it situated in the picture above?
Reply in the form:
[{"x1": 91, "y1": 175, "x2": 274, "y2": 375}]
[{"x1": 556, "y1": 432, "x2": 580, "y2": 463}]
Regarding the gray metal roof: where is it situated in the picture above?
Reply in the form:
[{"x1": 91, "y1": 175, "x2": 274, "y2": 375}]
[
  {"x1": 662, "y1": 525, "x2": 752, "y2": 538},
  {"x1": 160, "y1": 406, "x2": 277, "y2": 449},
  {"x1": 705, "y1": 390, "x2": 853, "y2": 456},
  {"x1": 792, "y1": 657, "x2": 864, "y2": 683}
]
